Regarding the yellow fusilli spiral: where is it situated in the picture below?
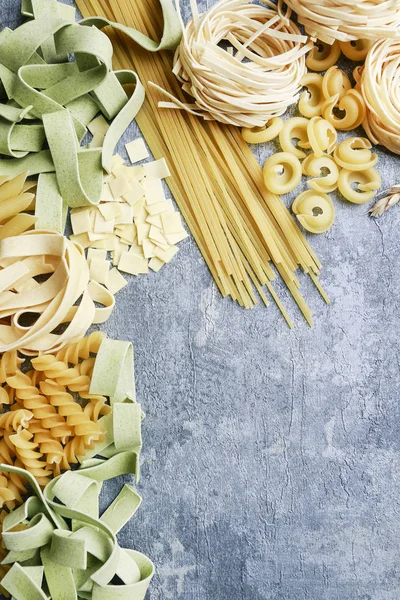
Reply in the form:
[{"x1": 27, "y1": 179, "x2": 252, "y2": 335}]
[
  {"x1": 0, "y1": 475, "x2": 15, "y2": 507},
  {"x1": 0, "y1": 352, "x2": 23, "y2": 385},
  {"x1": 62, "y1": 435, "x2": 87, "y2": 468},
  {"x1": 28, "y1": 419, "x2": 65, "y2": 470},
  {"x1": 0, "y1": 409, "x2": 33, "y2": 433},
  {"x1": 8, "y1": 430, "x2": 52, "y2": 486},
  {"x1": 55, "y1": 331, "x2": 106, "y2": 365},
  {"x1": 6, "y1": 371, "x2": 71, "y2": 440},
  {"x1": 31, "y1": 356, "x2": 90, "y2": 392},
  {"x1": 39, "y1": 380, "x2": 103, "y2": 443}
]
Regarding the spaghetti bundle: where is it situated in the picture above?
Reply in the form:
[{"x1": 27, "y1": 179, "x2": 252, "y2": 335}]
[
  {"x1": 355, "y1": 39, "x2": 400, "y2": 155},
  {"x1": 77, "y1": 0, "x2": 328, "y2": 326},
  {"x1": 284, "y1": 0, "x2": 400, "y2": 44},
  {"x1": 153, "y1": 0, "x2": 312, "y2": 127}
]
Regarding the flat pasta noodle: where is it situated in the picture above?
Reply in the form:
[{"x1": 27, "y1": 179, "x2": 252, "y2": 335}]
[
  {"x1": 283, "y1": 0, "x2": 400, "y2": 44},
  {"x1": 153, "y1": 0, "x2": 313, "y2": 127}
]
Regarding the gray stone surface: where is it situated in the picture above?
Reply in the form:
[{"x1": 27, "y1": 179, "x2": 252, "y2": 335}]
[{"x1": 1, "y1": 1, "x2": 400, "y2": 598}]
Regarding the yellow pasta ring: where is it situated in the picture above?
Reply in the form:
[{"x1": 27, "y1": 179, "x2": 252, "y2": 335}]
[
  {"x1": 262, "y1": 152, "x2": 302, "y2": 195},
  {"x1": 333, "y1": 137, "x2": 378, "y2": 171},
  {"x1": 303, "y1": 154, "x2": 339, "y2": 193},
  {"x1": 279, "y1": 117, "x2": 310, "y2": 159},
  {"x1": 322, "y1": 66, "x2": 351, "y2": 101},
  {"x1": 339, "y1": 39, "x2": 374, "y2": 62},
  {"x1": 241, "y1": 118, "x2": 283, "y2": 144},
  {"x1": 322, "y1": 89, "x2": 366, "y2": 131},
  {"x1": 306, "y1": 40, "x2": 341, "y2": 72},
  {"x1": 299, "y1": 74, "x2": 324, "y2": 118},
  {"x1": 292, "y1": 189, "x2": 335, "y2": 234},
  {"x1": 338, "y1": 167, "x2": 381, "y2": 204},
  {"x1": 307, "y1": 117, "x2": 337, "y2": 157}
]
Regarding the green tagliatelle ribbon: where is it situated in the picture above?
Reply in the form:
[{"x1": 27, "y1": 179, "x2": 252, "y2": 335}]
[
  {"x1": 0, "y1": 464, "x2": 154, "y2": 600},
  {"x1": 0, "y1": 0, "x2": 182, "y2": 217}
]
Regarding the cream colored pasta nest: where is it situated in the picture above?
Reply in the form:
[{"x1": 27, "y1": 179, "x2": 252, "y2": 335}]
[
  {"x1": 356, "y1": 38, "x2": 400, "y2": 155},
  {"x1": 153, "y1": 0, "x2": 312, "y2": 127},
  {"x1": 283, "y1": 0, "x2": 400, "y2": 44}
]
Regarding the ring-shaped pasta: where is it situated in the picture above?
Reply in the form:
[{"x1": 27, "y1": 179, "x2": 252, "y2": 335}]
[
  {"x1": 279, "y1": 117, "x2": 310, "y2": 159},
  {"x1": 339, "y1": 39, "x2": 374, "y2": 62},
  {"x1": 333, "y1": 137, "x2": 378, "y2": 171},
  {"x1": 302, "y1": 154, "x2": 339, "y2": 193},
  {"x1": 307, "y1": 117, "x2": 337, "y2": 157},
  {"x1": 263, "y1": 152, "x2": 302, "y2": 195},
  {"x1": 242, "y1": 118, "x2": 283, "y2": 144},
  {"x1": 299, "y1": 74, "x2": 324, "y2": 118},
  {"x1": 322, "y1": 67, "x2": 351, "y2": 101},
  {"x1": 292, "y1": 189, "x2": 335, "y2": 234},
  {"x1": 306, "y1": 40, "x2": 341, "y2": 72},
  {"x1": 338, "y1": 167, "x2": 381, "y2": 204},
  {"x1": 322, "y1": 89, "x2": 366, "y2": 131}
]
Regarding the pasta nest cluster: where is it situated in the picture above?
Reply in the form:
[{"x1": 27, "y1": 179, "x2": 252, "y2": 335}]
[
  {"x1": 0, "y1": 332, "x2": 109, "y2": 509},
  {"x1": 159, "y1": 0, "x2": 312, "y2": 127},
  {"x1": 283, "y1": 0, "x2": 400, "y2": 44},
  {"x1": 355, "y1": 39, "x2": 400, "y2": 155}
]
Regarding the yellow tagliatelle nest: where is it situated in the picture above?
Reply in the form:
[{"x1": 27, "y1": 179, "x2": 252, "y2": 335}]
[
  {"x1": 284, "y1": 0, "x2": 400, "y2": 44},
  {"x1": 153, "y1": 0, "x2": 312, "y2": 127},
  {"x1": 356, "y1": 39, "x2": 400, "y2": 155},
  {"x1": 0, "y1": 231, "x2": 114, "y2": 355}
]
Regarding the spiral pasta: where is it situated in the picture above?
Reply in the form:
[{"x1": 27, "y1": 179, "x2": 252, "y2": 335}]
[
  {"x1": 283, "y1": 1, "x2": 400, "y2": 44},
  {"x1": 302, "y1": 154, "x2": 339, "y2": 193},
  {"x1": 357, "y1": 39, "x2": 400, "y2": 155},
  {"x1": 323, "y1": 89, "x2": 366, "y2": 131},
  {"x1": 9, "y1": 429, "x2": 52, "y2": 486},
  {"x1": 263, "y1": 152, "x2": 302, "y2": 195},
  {"x1": 333, "y1": 137, "x2": 378, "y2": 171},
  {"x1": 299, "y1": 74, "x2": 324, "y2": 119},
  {"x1": 55, "y1": 331, "x2": 106, "y2": 365},
  {"x1": 241, "y1": 118, "x2": 284, "y2": 145},
  {"x1": 338, "y1": 167, "x2": 381, "y2": 204},
  {"x1": 306, "y1": 40, "x2": 341, "y2": 72}
]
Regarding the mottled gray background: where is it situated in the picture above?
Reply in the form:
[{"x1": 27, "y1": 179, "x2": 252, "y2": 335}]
[{"x1": 2, "y1": 1, "x2": 400, "y2": 598}]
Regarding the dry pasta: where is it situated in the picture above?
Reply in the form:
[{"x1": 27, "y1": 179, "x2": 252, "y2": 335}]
[
  {"x1": 263, "y1": 152, "x2": 302, "y2": 195},
  {"x1": 323, "y1": 89, "x2": 366, "y2": 131},
  {"x1": 299, "y1": 74, "x2": 324, "y2": 119},
  {"x1": 0, "y1": 174, "x2": 37, "y2": 242},
  {"x1": 333, "y1": 137, "x2": 378, "y2": 171},
  {"x1": 242, "y1": 118, "x2": 283, "y2": 145},
  {"x1": 305, "y1": 40, "x2": 341, "y2": 72},
  {"x1": 302, "y1": 154, "x2": 339, "y2": 193},
  {"x1": 279, "y1": 117, "x2": 310, "y2": 159},
  {"x1": 339, "y1": 39, "x2": 374, "y2": 62},
  {"x1": 283, "y1": 1, "x2": 400, "y2": 44},
  {"x1": 307, "y1": 117, "x2": 337, "y2": 157},
  {"x1": 322, "y1": 67, "x2": 351, "y2": 101},
  {"x1": 153, "y1": 0, "x2": 312, "y2": 127},
  {"x1": 76, "y1": 0, "x2": 330, "y2": 327},
  {"x1": 292, "y1": 190, "x2": 335, "y2": 234},
  {"x1": 357, "y1": 39, "x2": 400, "y2": 155},
  {"x1": 338, "y1": 167, "x2": 381, "y2": 204}
]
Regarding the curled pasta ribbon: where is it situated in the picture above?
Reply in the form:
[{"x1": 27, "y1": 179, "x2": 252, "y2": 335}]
[
  {"x1": 323, "y1": 89, "x2": 366, "y2": 131},
  {"x1": 358, "y1": 39, "x2": 400, "y2": 155},
  {"x1": 299, "y1": 74, "x2": 324, "y2": 118},
  {"x1": 284, "y1": 1, "x2": 400, "y2": 44},
  {"x1": 306, "y1": 40, "x2": 341, "y2": 72},
  {"x1": 307, "y1": 117, "x2": 337, "y2": 157},
  {"x1": 302, "y1": 154, "x2": 339, "y2": 193},
  {"x1": 0, "y1": 231, "x2": 115, "y2": 354},
  {"x1": 333, "y1": 137, "x2": 378, "y2": 171},
  {"x1": 322, "y1": 67, "x2": 351, "y2": 101},
  {"x1": 263, "y1": 152, "x2": 302, "y2": 195},
  {"x1": 154, "y1": 0, "x2": 312, "y2": 127},
  {"x1": 241, "y1": 118, "x2": 283, "y2": 145},
  {"x1": 292, "y1": 190, "x2": 335, "y2": 234},
  {"x1": 339, "y1": 39, "x2": 374, "y2": 62},
  {"x1": 338, "y1": 168, "x2": 381, "y2": 204},
  {"x1": 279, "y1": 117, "x2": 310, "y2": 159}
]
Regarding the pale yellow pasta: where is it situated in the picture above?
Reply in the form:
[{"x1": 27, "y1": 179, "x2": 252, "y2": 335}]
[
  {"x1": 339, "y1": 39, "x2": 374, "y2": 62},
  {"x1": 306, "y1": 40, "x2": 341, "y2": 72},
  {"x1": 292, "y1": 190, "x2": 335, "y2": 234},
  {"x1": 299, "y1": 74, "x2": 324, "y2": 118},
  {"x1": 279, "y1": 117, "x2": 310, "y2": 159},
  {"x1": 263, "y1": 152, "x2": 302, "y2": 195},
  {"x1": 0, "y1": 352, "x2": 23, "y2": 386},
  {"x1": 307, "y1": 117, "x2": 337, "y2": 157},
  {"x1": 338, "y1": 167, "x2": 381, "y2": 204},
  {"x1": 302, "y1": 154, "x2": 339, "y2": 193},
  {"x1": 0, "y1": 409, "x2": 33, "y2": 433},
  {"x1": 323, "y1": 89, "x2": 366, "y2": 131},
  {"x1": 322, "y1": 67, "x2": 351, "y2": 101},
  {"x1": 241, "y1": 118, "x2": 284, "y2": 145},
  {"x1": 333, "y1": 137, "x2": 378, "y2": 171},
  {"x1": 9, "y1": 429, "x2": 52, "y2": 487},
  {"x1": 55, "y1": 331, "x2": 106, "y2": 365}
]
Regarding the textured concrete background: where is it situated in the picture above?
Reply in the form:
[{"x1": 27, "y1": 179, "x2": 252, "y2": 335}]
[{"x1": 2, "y1": 1, "x2": 400, "y2": 599}]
